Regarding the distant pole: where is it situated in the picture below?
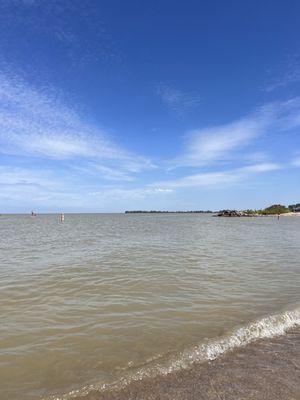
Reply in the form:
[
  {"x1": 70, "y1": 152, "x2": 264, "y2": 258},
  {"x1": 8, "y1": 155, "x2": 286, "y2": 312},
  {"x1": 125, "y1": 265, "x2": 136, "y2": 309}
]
[{"x1": 60, "y1": 213, "x2": 65, "y2": 222}]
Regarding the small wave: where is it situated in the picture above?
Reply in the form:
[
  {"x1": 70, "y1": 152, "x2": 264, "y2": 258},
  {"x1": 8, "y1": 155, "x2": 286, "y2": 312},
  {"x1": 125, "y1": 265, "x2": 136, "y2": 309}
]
[{"x1": 51, "y1": 307, "x2": 300, "y2": 399}]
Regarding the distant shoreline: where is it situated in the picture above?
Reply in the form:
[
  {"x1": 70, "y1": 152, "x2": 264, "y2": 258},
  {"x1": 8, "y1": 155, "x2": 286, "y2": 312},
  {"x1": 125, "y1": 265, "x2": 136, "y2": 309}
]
[
  {"x1": 124, "y1": 210, "x2": 213, "y2": 214},
  {"x1": 125, "y1": 208, "x2": 300, "y2": 217},
  {"x1": 279, "y1": 212, "x2": 300, "y2": 216},
  {"x1": 124, "y1": 210, "x2": 300, "y2": 217}
]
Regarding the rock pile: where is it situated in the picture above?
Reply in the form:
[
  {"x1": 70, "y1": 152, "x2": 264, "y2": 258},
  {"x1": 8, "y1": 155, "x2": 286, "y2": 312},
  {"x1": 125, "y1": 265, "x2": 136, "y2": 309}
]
[{"x1": 216, "y1": 210, "x2": 258, "y2": 217}]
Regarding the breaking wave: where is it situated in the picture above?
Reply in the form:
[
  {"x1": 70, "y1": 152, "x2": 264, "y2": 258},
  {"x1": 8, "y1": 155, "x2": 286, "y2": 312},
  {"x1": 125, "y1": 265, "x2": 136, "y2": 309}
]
[{"x1": 51, "y1": 306, "x2": 300, "y2": 400}]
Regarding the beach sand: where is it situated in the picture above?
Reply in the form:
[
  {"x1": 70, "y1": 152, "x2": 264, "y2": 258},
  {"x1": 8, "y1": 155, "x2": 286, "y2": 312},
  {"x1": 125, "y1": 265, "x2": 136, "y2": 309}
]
[
  {"x1": 281, "y1": 212, "x2": 300, "y2": 216},
  {"x1": 82, "y1": 328, "x2": 300, "y2": 400}
]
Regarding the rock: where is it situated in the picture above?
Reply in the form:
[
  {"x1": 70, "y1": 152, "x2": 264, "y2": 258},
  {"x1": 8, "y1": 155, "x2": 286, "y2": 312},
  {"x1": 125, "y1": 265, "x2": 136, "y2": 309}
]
[{"x1": 215, "y1": 210, "x2": 258, "y2": 217}]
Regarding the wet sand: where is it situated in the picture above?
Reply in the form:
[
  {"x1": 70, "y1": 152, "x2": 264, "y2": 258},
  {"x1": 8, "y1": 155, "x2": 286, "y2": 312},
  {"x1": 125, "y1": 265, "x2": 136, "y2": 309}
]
[{"x1": 82, "y1": 328, "x2": 300, "y2": 400}]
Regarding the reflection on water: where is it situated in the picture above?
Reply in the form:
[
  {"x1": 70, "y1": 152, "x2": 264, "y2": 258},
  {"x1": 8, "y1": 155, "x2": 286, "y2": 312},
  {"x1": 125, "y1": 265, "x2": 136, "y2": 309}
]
[{"x1": 0, "y1": 213, "x2": 299, "y2": 399}]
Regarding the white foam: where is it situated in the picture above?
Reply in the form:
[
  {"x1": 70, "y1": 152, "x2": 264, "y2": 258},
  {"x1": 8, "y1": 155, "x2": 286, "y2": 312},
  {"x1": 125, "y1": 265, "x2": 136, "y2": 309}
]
[
  {"x1": 123, "y1": 307, "x2": 300, "y2": 382},
  {"x1": 50, "y1": 307, "x2": 300, "y2": 399},
  {"x1": 185, "y1": 308, "x2": 300, "y2": 364}
]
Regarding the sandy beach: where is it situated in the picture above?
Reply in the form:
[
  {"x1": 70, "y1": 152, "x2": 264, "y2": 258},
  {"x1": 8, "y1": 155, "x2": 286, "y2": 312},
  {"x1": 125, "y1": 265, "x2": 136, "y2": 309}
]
[{"x1": 281, "y1": 212, "x2": 300, "y2": 216}]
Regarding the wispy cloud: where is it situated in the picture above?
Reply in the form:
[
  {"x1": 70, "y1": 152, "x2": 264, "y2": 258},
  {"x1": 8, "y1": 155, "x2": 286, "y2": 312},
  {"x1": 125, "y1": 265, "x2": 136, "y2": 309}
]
[
  {"x1": 0, "y1": 70, "x2": 163, "y2": 210},
  {"x1": 264, "y1": 56, "x2": 300, "y2": 92},
  {"x1": 152, "y1": 163, "x2": 282, "y2": 190},
  {"x1": 0, "y1": 1, "x2": 120, "y2": 67},
  {"x1": 157, "y1": 84, "x2": 201, "y2": 117},
  {"x1": 0, "y1": 165, "x2": 65, "y2": 208},
  {"x1": 292, "y1": 157, "x2": 300, "y2": 167},
  {"x1": 0, "y1": 71, "x2": 154, "y2": 178},
  {"x1": 170, "y1": 98, "x2": 300, "y2": 168},
  {"x1": 0, "y1": 72, "x2": 118, "y2": 159},
  {"x1": 71, "y1": 163, "x2": 136, "y2": 182},
  {"x1": 0, "y1": 164, "x2": 173, "y2": 211},
  {"x1": 0, "y1": 165, "x2": 53, "y2": 187},
  {"x1": 89, "y1": 187, "x2": 173, "y2": 200},
  {"x1": 0, "y1": 70, "x2": 299, "y2": 211}
]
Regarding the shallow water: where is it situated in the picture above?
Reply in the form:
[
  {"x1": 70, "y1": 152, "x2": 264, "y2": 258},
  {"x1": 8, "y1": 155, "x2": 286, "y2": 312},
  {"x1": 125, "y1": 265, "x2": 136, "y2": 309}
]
[
  {"x1": 0, "y1": 213, "x2": 300, "y2": 399},
  {"x1": 83, "y1": 327, "x2": 300, "y2": 400}
]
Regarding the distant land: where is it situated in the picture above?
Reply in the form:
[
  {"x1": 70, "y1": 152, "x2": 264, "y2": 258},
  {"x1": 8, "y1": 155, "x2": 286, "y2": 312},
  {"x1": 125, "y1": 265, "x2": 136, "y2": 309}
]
[
  {"x1": 125, "y1": 210, "x2": 213, "y2": 214},
  {"x1": 125, "y1": 203, "x2": 300, "y2": 216}
]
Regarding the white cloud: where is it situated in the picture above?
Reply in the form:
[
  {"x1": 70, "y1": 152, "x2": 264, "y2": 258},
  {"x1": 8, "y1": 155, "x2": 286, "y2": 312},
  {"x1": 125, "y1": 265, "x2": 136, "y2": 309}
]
[
  {"x1": 170, "y1": 98, "x2": 300, "y2": 168},
  {"x1": 0, "y1": 71, "x2": 154, "y2": 176},
  {"x1": 71, "y1": 163, "x2": 136, "y2": 182},
  {"x1": 0, "y1": 165, "x2": 66, "y2": 209},
  {"x1": 0, "y1": 72, "x2": 119, "y2": 159},
  {"x1": 89, "y1": 187, "x2": 173, "y2": 200},
  {"x1": 177, "y1": 118, "x2": 261, "y2": 167},
  {"x1": 152, "y1": 163, "x2": 281, "y2": 189},
  {"x1": 0, "y1": 71, "x2": 298, "y2": 212},
  {"x1": 241, "y1": 163, "x2": 281, "y2": 173},
  {"x1": 0, "y1": 163, "x2": 173, "y2": 212},
  {"x1": 0, "y1": 165, "x2": 61, "y2": 188}
]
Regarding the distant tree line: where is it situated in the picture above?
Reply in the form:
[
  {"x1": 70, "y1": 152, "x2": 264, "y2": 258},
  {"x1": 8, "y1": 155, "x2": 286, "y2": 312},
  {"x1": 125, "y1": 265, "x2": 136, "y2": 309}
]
[
  {"x1": 125, "y1": 210, "x2": 213, "y2": 214},
  {"x1": 125, "y1": 203, "x2": 300, "y2": 215},
  {"x1": 240, "y1": 203, "x2": 299, "y2": 215},
  {"x1": 260, "y1": 204, "x2": 289, "y2": 215}
]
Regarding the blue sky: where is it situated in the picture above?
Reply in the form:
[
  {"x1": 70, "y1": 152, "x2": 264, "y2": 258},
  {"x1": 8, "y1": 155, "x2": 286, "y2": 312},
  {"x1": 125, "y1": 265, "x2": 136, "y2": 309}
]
[{"x1": 0, "y1": 0, "x2": 300, "y2": 212}]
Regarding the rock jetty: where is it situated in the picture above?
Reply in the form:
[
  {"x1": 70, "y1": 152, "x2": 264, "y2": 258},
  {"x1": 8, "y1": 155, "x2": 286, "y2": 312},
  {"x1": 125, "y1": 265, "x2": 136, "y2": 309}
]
[{"x1": 216, "y1": 210, "x2": 258, "y2": 217}]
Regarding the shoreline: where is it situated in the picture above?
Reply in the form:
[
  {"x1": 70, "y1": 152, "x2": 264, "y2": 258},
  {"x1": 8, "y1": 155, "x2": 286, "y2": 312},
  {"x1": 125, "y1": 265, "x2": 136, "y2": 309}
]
[
  {"x1": 55, "y1": 308, "x2": 300, "y2": 400},
  {"x1": 280, "y1": 212, "x2": 300, "y2": 216},
  {"x1": 216, "y1": 212, "x2": 300, "y2": 217},
  {"x1": 81, "y1": 327, "x2": 300, "y2": 400}
]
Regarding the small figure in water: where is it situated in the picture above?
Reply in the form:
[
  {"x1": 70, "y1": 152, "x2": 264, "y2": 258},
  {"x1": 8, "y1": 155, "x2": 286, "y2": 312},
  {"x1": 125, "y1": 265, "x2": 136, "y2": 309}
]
[
  {"x1": 60, "y1": 213, "x2": 65, "y2": 222},
  {"x1": 31, "y1": 210, "x2": 36, "y2": 217},
  {"x1": 277, "y1": 213, "x2": 280, "y2": 220}
]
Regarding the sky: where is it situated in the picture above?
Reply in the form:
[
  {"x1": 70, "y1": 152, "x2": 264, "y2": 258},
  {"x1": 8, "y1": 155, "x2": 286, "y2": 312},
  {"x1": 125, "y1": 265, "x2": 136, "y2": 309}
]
[{"x1": 0, "y1": 0, "x2": 300, "y2": 212}]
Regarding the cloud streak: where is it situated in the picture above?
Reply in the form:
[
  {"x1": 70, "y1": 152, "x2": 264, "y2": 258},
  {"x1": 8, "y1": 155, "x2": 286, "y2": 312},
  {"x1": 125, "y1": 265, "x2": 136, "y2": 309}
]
[
  {"x1": 0, "y1": 71, "x2": 154, "y2": 178},
  {"x1": 170, "y1": 98, "x2": 300, "y2": 168},
  {"x1": 264, "y1": 56, "x2": 300, "y2": 92},
  {"x1": 0, "y1": 70, "x2": 299, "y2": 211},
  {"x1": 0, "y1": 72, "x2": 119, "y2": 159},
  {"x1": 152, "y1": 163, "x2": 282, "y2": 190},
  {"x1": 0, "y1": 164, "x2": 173, "y2": 212}
]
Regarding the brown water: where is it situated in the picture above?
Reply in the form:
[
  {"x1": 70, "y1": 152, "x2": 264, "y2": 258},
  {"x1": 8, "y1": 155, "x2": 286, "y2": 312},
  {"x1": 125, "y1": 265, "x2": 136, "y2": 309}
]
[{"x1": 0, "y1": 213, "x2": 299, "y2": 400}]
